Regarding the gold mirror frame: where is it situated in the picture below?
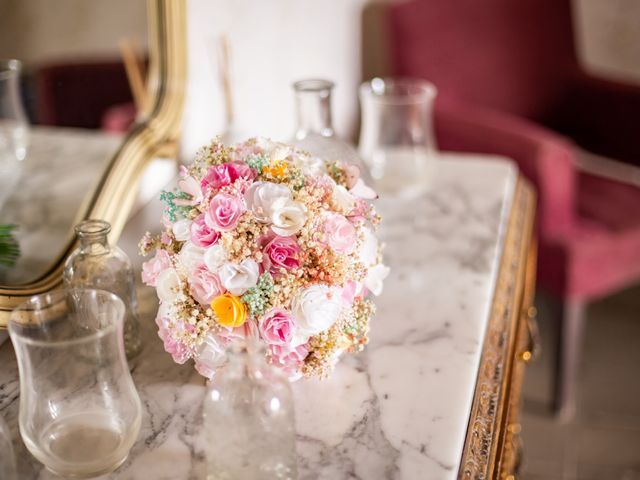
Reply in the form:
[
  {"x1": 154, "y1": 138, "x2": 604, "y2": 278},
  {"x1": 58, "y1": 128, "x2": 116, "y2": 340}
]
[{"x1": 0, "y1": 0, "x2": 187, "y2": 326}]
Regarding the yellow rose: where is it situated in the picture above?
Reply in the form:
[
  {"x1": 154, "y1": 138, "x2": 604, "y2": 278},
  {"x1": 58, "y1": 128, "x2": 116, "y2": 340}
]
[
  {"x1": 263, "y1": 161, "x2": 288, "y2": 179},
  {"x1": 211, "y1": 293, "x2": 247, "y2": 328}
]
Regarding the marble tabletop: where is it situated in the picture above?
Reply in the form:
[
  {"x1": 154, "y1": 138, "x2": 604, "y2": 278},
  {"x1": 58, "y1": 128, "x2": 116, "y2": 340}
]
[{"x1": 0, "y1": 153, "x2": 516, "y2": 480}]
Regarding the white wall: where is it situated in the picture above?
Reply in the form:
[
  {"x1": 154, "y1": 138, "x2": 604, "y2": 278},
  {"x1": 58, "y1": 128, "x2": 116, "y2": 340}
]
[
  {"x1": 573, "y1": 0, "x2": 640, "y2": 84},
  {"x1": 181, "y1": 0, "x2": 368, "y2": 160}
]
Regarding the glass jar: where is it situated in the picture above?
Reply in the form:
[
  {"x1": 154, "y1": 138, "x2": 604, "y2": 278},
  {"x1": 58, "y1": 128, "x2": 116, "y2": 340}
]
[
  {"x1": 204, "y1": 343, "x2": 297, "y2": 480},
  {"x1": 291, "y1": 78, "x2": 368, "y2": 178},
  {"x1": 0, "y1": 59, "x2": 29, "y2": 208},
  {"x1": 358, "y1": 77, "x2": 438, "y2": 197},
  {"x1": 63, "y1": 219, "x2": 142, "y2": 359},
  {"x1": 9, "y1": 289, "x2": 142, "y2": 478}
]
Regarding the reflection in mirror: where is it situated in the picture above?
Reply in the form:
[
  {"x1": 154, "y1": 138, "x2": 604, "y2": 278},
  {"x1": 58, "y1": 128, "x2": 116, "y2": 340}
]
[{"x1": 0, "y1": 0, "x2": 148, "y2": 285}]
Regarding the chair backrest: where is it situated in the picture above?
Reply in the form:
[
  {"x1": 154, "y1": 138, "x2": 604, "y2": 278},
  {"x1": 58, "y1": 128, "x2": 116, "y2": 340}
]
[
  {"x1": 388, "y1": 0, "x2": 578, "y2": 121},
  {"x1": 35, "y1": 60, "x2": 133, "y2": 129}
]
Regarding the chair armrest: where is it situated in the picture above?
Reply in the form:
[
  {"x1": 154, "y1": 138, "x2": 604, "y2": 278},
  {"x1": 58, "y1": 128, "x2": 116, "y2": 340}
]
[
  {"x1": 434, "y1": 100, "x2": 577, "y2": 237},
  {"x1": 575, "y1": 148, "x2": 640, "y2": 189}
]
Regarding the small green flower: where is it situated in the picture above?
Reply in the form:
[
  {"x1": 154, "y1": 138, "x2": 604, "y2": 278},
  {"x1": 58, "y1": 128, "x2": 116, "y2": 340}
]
[
  {"x1": 160, "y1": 190, "x2": 192, "y2": 222},
  {"x1": 241, "y1": 272, "x2": 275, "y2": 317},
  {"x1": 246, "y1": 154, "x2": 270, "y2": 173}
]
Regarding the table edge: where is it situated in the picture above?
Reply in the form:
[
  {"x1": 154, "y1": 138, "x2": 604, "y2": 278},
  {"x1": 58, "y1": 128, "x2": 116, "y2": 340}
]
[{"x1": 457, "y1": 176, "x2": 537, "y2": 479}]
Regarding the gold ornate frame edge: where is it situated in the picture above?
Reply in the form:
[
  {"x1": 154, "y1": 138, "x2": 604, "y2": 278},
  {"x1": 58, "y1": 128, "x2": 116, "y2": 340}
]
[
  {"x1": 0, "y1": 0, "x2": 187, "y2": 326},
  {"x1": 458, "y1": 177, "x2": 537, "y2": 479}
]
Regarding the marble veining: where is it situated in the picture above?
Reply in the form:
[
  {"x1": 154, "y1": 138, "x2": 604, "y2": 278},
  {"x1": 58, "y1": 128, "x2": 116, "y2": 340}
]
[{"x1": 0, "y1": 153, "x2": 516, "y2": 479}]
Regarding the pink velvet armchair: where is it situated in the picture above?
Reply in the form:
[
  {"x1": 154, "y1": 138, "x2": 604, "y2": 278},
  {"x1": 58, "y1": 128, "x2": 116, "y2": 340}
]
[{"x1": 388, "y1": 0, "x2": 640, "y2": 419}]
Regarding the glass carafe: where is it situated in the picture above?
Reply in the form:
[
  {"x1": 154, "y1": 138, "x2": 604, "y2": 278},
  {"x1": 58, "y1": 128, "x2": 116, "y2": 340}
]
[
  {"x1": 291, "y1": 78, "x2": 367, "y2": 177},
  {"x1": 63, "y1": 219, "x2": 142, "y2": 358},
  {"x1": 359, "y1": 77, "x2": 438, "y2": 196},
  {"x1": 204, "y1": 343, "x2": 297, "y2": 480},
  {"x1": 0, "y1": 59, "x2": 29, "y2": 208},
  {"x1": 9, "y1": 289, "x2": 142, "y2": 478}
]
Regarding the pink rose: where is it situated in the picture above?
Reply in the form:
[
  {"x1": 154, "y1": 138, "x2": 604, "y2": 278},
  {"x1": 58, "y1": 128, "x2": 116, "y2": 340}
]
[
  {"x1": 141, "y1": 250, "x2": 172, "y2": 287},
  {"x1": 189, "y1": 265, "x2": 224, "y2": 304},
  {"x1": 201, "y1": 161, "x2": 256, "y2": 193},
  {"x1": 269, "y1": 344, "x2": 309, "y2": 378},
  {"x1": 340, "y1": 280, "x2": 364, "y2": 305},
  {"x1": 217, "y1": 320, "x2": 259, "y2": 344},
  {"x1": 259, "y1": 308, "x2": 295, "y2": 346},
  {"x1": 205, "y1": 193, "x2": 245, "y2": 231},
  {"x1": 323, "y1": 213, "x2": 357, "y2": 254},
  {"x1": 161, "y1": 232, "x2": 173, "y2": 246},
  {"x1": 190, "y1": 214, "x2": 220, "y2": 247},
  {"x1": 175, "y1": 174, "x2": 203, "y2": 206},
  {"x1": 156, "y1": 314, "x2": 191, "y2": 364},
  {"x1": 259, "y1": 233, "x2": 301, "y2": 275}
]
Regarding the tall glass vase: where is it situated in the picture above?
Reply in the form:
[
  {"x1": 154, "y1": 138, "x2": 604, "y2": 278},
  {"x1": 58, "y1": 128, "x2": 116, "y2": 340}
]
[
  {"x1": 291, "y1": 78, "x2": 367, "y2": 177},
  {"x1": 358, "y1": 77, "x2": 438, "y2": 196},
  {"x1": 0, "y1": 59, "x2": 29, "y2": 208},
  {"x1": 204, "y1": 342, "x2": 297, "y2": 480}
]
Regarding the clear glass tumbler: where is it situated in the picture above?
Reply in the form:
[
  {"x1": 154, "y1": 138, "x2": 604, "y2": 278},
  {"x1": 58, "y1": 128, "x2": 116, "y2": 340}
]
[
  {"x1": 9, "y1": 289, "x2": 142, "y2": 478},
  {"x1": 0, "y1": 412, "x2": 17, "y2": 480},
  {"x1": 358, "y1": 77, "x2": 438, "y2": 196}
]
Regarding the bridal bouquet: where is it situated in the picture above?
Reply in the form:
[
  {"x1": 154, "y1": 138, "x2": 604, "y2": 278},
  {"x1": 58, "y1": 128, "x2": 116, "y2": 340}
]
[{"x1": 140, "y1": 138, "x2": 388, "y2": 379}]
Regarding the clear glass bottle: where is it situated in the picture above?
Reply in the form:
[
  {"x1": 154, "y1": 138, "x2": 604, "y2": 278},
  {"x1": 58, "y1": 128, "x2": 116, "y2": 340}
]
[
  {"x1": 291, "y1": 78, "x2": 368, "y2": 179},
  {"x1": 204, "y1": 343, "x2": 297, "y2": 480},
  {"x1": 0, "y1": 59, "x2": 29, "y2": 209},
  {"x1": 63, "y1": 219, "x2": 142, "y2": 359}
]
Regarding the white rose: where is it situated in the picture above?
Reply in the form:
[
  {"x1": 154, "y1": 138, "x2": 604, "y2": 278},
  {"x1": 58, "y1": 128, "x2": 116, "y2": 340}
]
[
  {"x1": 244, "y1": 181, "x2": 292, "y2": 223},
  {"x1": 156, "y1": 269, "x2": 181, "y2": 303},
  {"x1": 172, "y1": 219, "x2": 192, "y2": 242},
  {"x1": 194, "y1": 332, "x2": 227, "y2": 379},
  {"x1": 365, "y1": 264, "x2": 390, "y2": 296},
  {"x1": 270, "y1": 197, "x2": 307, "y2": 236},
  {"x1": 219, "y1": 258, "x2": 260, "y2": 295},
  {"x1": 270, "y1": 145, "x2": 291, "y2": 162},
  {"x1": 204, "y1": 244, "x2": 227, "y2": 272},
  {"x1": 255, "y1": 137, "x2": 276, "y2": 151},
  {"x1": 291, "y1": 285, "x2": 343, "y2": 345},
  {"x1": 294, "y1": 155, "x2": 326, "y2": 176},
  {"x1": 332, "y1": 184, "x2": 356, "y2": 213},
  {"x1": 178, "y1": 241, "x2": 205, "y2": 274},
  {"x1": 358, "y1": 226, "x2": 379, "y2": 267}
]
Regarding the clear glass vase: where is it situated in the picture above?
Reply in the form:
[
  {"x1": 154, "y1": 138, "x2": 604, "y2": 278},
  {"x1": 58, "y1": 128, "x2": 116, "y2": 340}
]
[
  {"x1": 63, "y1": 220, "x2": 142, "y2": 359},
  {"x1": 8, "y1": 289, "x2": 142, "y2": 478},
  {"x1": 358, "y1": 77, "x2": 438, "y2": 197},
  {"x1": 0, "y1": 59, "x2": 29, "y2": 208},
  {"x1": 291, "y1": 78, "x2": 367, "y2": 178},
  {"x1": 204, "y1": 343, "x2": 297, "y2": 480}
]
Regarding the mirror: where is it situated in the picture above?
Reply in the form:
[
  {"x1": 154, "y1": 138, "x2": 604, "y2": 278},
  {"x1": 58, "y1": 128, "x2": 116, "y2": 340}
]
[
  {"x1": 0, "y1": 0, "x2": 187, "y2": 324},
  {"x1": 0, "y1": 0, "x2": 149, "y2": 285}
]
